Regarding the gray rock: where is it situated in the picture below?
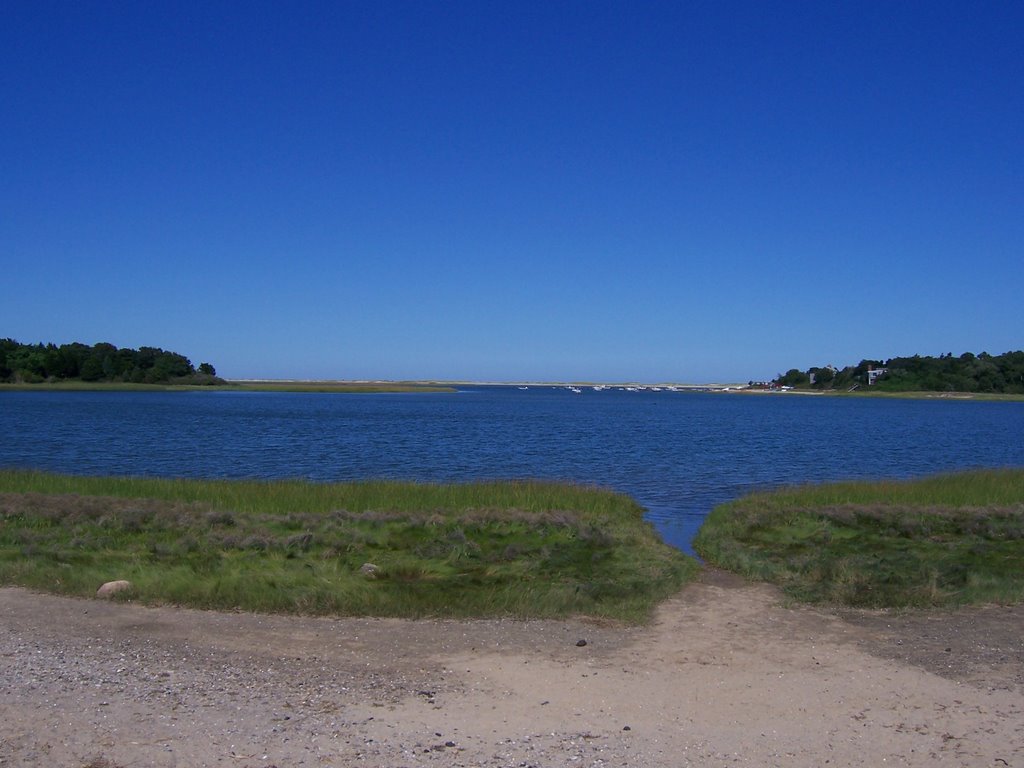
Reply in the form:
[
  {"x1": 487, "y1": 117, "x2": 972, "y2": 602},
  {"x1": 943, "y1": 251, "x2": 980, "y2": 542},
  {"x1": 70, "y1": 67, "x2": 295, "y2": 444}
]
[
  {"x1": 360, "y1": 563, "x2": 381, "y2": 579},
  {"x1": 96, "y1": 580, "x2": 133, "y2": 598}
]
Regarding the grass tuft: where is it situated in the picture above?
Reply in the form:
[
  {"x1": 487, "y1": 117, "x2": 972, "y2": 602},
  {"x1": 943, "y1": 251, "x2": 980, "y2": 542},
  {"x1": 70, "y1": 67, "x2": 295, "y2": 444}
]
[{"x1": 694, "y1": 468, "x2": 1024, "y2": 608}]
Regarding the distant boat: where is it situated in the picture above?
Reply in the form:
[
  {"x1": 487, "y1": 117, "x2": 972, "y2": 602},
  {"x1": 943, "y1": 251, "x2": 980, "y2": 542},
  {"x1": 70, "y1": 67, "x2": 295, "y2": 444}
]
[
  {"x1": 517, "y1": 386, "x2": 529, "y2": 390},
  {"x1": 569, "y1": 386, "x2": 582, "y2": 394}
]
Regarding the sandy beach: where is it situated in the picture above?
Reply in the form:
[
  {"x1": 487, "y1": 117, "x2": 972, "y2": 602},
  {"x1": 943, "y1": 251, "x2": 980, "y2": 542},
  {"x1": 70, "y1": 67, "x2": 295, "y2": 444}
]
[{"x1": 2, "y1": 571, "x2": 1021, "y2": 767}]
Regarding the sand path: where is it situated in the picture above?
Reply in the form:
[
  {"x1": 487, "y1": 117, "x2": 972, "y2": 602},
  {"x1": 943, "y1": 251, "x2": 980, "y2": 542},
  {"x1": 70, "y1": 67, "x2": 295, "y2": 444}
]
[{"x1": 2, "y1": 571, "x2": 1021, "y2": 767}]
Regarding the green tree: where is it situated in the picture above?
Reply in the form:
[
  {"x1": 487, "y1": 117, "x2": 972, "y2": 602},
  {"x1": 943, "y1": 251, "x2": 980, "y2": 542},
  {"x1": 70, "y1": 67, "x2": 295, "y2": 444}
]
[
  {"x1": 149, "y1": 351, "x2": 194, "y2": 381},
  {"x1": 0, "y1": 338, "x2": 220, "y2": 385},
  {"x1": 79, "y1": 356, "x2": 105, "y2": 381},
  {"x1": 809, "y1": 366, "x2": 835, "y2": 389},
  {"x1": 776, "y1": 368, "x2": 809, "y2": 387}
]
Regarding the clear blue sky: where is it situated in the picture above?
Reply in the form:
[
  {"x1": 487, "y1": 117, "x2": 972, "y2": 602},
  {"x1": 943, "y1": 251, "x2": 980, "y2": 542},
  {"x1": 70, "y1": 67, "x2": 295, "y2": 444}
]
[{"x1": 2, "y1": 1, "x2": 1021, "y2": 382}]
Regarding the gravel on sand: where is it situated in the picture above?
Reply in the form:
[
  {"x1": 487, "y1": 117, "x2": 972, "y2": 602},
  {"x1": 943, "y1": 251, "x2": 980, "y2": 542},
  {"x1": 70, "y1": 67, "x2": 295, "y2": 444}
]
[{"x1": 2, "y1": 570, "x2": 1022, "y2": 767}]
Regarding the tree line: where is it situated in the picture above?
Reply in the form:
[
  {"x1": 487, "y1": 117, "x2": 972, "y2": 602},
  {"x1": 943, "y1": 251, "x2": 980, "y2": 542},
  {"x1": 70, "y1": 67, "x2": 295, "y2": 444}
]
[
  {"x1": 0, "y1": 338, "x2": 222, "y2": 385},
  {"x1": 774, "y1": 350, "x2": 1024, "y2": 394}
]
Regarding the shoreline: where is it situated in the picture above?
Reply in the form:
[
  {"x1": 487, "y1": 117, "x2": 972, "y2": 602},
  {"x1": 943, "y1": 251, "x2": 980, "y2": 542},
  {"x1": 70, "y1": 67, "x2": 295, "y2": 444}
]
[{"x1": 4, "y1": 379, "x2": 1020, "y2": 400}]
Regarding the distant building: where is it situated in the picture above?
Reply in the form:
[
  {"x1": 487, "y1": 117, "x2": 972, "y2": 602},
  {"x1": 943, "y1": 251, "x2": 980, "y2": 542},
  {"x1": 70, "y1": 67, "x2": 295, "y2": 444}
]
[{"x1": 866, "y1": 366, "x2": 888, "y2": 386}]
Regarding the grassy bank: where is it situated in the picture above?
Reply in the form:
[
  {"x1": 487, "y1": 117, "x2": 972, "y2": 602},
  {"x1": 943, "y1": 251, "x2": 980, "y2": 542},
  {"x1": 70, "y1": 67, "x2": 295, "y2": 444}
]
[
  {"x1": 0, "y1": 471, "x2": 696, "y2": 622},
  {"x1": 694, "y1": 469, "x2": 1024, "y2": 608},
  {"x1": 0, "y1": 380, "x2": 457, "y2": 393},
  {"x1": 735, "y1": 388, "x2": 1024, "y2": 402},
  {"x1": 836, "y1": 390, "x2": 1024, "y2": 402}
]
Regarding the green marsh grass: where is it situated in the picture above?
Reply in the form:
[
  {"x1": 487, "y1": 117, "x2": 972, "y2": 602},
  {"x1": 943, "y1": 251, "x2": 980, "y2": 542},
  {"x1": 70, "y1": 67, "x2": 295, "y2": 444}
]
[
  {"x1": 694, "y1": 468, "x2": 1024, "y2": 608},
  {"x1": 0, "y1": 470, "x2": 696, "y2": 622}
]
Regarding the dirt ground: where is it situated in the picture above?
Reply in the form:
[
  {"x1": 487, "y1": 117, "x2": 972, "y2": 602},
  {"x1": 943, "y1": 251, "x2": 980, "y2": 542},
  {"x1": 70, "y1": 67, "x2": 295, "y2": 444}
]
[{"x1": 1, "y1": 570, "x2": 1022, "y2": 767}]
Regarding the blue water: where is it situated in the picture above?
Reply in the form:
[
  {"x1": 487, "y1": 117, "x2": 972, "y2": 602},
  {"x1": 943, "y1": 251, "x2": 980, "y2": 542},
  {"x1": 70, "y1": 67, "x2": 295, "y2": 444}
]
[{"x1": 2, "y1": 387, "x2": 1022, "y2": 553}]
